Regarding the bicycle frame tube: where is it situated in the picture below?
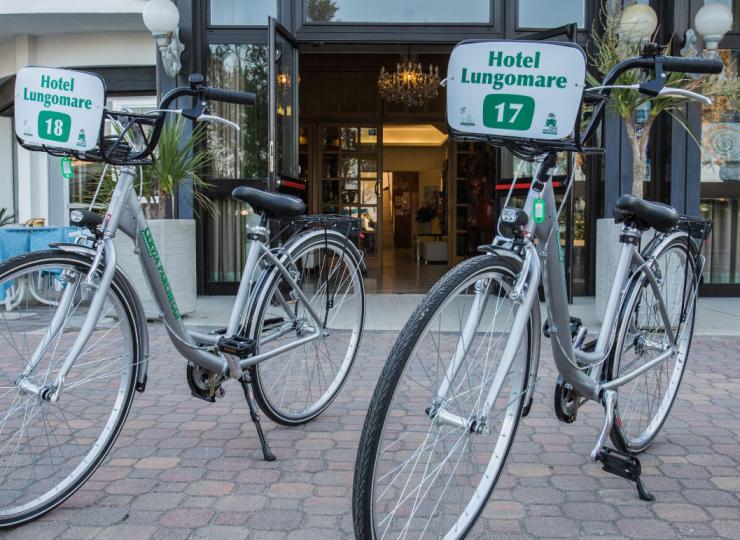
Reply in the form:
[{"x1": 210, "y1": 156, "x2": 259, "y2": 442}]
[
  {"x1": 46, "y1": 166, "x2": 346, "y2": 387},
  {"x1": 517, "y1": 157, "x2": 679, "y2": 402}
]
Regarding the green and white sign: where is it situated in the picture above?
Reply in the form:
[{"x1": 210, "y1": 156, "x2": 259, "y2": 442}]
[
  {"x1": 14, "y1": 67, "x2": 105, "y2": 151},
  {"x1": 446, "y1": 41, "x2": 586, "y2": 140}
]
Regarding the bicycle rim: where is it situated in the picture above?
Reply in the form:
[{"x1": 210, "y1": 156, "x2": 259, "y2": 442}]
[
  {"x1": 0, "y1": 255, "x2": 136, "y2": 525},
  {"x1": 251, "y1": 235, "x2": 364, "y2": 424},
  {"x1": 370, "y1": 260, "x2": 529, "y2": 539},
  {"x1": 611, "y1": 238, "x2": 696, "y2": 453}
]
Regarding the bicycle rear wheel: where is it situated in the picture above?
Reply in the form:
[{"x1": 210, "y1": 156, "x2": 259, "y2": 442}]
[
  {"x1": 608, "y1": 233, "x2": 698, "y2": 454},
  {"x1": 0, "y1": 250, "x2": 140, "y2": 528},
  {"x1": 353, "y1": 255, "x2": 535, "y2": 539},
  {"x1": 248, "y1": 231, "x2": 365, "y2": 425}
]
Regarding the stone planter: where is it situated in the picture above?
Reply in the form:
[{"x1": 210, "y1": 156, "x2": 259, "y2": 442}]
[
  {"x1": 595, "y1": 218, "x2": 622, "y2": 322},
  {"x1": 595, "y1": 217, "x2": 655, "y2": 322},
  {"x1": 114, "y1": 219, "x2": 196, "y2": 319}
]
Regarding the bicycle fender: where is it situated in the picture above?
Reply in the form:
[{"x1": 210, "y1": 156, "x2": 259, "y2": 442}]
[
  {"x1": 286, "y1": 228, "x2": 367, "y2": 274},
  {"x1": 49, "y1": 243, "x2": 150, "y2": 392}
]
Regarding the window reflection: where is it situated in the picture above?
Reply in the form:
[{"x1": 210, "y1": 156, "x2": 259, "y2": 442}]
[
  {"x1": 701, "y1": 50, "x2": 739, "y2": 184},
  {"x1": 210, "y1": 0, "x2": 276, "y2": 26},
  {"x1": 305, "y1": 0, "x2": 490, "y2": 23},
  {"x1": 700, "y1": 49, "x2": 740, "y2": 285},
  {"x1": 206, "y1": 44, "x2": 269, "y2": 179},
  {"x1": 518, "y1": 0, "x2": 585, "y2": 29}
]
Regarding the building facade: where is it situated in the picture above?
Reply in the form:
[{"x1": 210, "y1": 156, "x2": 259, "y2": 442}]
[{"x1": 1, "y1": 0, "x2": 738, "y2": 297}]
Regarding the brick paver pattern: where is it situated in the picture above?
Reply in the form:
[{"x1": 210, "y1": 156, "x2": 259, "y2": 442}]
[{"x1": 5, "y1": 327, "x2": 740, "y2": 539}]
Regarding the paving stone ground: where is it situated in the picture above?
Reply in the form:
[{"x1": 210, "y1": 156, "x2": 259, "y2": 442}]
[{"x1": 5, "y1": 327, "x2": 740, "y2": 539}]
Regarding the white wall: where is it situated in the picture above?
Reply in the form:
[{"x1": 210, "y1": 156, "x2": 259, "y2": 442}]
[{"x1": 1, "y1": 33, "x2": 154, "y2": 80}]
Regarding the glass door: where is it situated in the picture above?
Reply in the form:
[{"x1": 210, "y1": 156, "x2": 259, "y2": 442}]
[
  {"x1": 269, "y1": 17, "x2": 300, "y2": 191},
  {"x1": 319, "y1": 124, "x2": 381, "y2": 267}
]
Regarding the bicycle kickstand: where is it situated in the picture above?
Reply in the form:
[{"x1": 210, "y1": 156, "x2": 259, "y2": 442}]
[{"x1": 239, "y1": 371, "x2": 276, "y2": 462}]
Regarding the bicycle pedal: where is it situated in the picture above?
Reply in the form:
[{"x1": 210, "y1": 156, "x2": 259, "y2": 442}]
[
  {"x1": 217, "y1": 335, "x2": 256, "y2": 359},
  {"x1": 543, "y1": 316, "x2": 582, "y2": 339},
  {"x1": 522, "y1": 396, "x2": 534, "y2": 417},
  {"x1": 596, "y1": 447, "x2": 654, "y2": 502}
]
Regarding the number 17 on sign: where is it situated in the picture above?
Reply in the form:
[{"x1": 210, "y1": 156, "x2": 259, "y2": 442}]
[{"x1": 483, "y1": 94, "x2": 535, "y2": 131}]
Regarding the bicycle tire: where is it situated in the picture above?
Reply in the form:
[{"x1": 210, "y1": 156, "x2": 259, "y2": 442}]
[
  {"x1": 607, "y1": 232, "x2": 699, "y2": 454},
  {"x1": 353, "y1": 254, "x2": 536, "y2": 539},
  {"x1": 248, "y1": 230, "x2": 365, "y2": 426},
  {"x1": 0, "y1": 250, "x2": 142, "y2": 528}
]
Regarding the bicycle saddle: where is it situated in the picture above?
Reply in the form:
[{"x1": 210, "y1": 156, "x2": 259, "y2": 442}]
[
  {"x1": 232, "y1": 187, "x2": 306, "y2": 217},
  {"x1": 614, "y1": 194, "x2": 679, "y2": 233}
]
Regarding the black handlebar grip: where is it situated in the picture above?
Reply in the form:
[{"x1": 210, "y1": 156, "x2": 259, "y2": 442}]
[
  {"x1": 660, "y1": 56, "x2": 724, "y2": 75},
  {"x1": 202, "y1": 87, "x2": 257, "y2": 106}
]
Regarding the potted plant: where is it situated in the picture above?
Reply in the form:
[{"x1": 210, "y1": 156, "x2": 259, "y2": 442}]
[
  {"x1": 0, "y1": 208, "x2": 14, "y2": 226},
  {"x1": 416, "y1": 205, "x2": 436, "y2": 235},
  {"x1": 591, "y1": 1, "x2": 737, "y2": 315},
  {"x1": 114, "y1": 117, "x2": 214, "y2": 318}
]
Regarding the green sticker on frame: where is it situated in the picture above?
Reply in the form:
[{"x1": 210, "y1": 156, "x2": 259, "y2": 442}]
[{"x1": 60, "y1": 157, "x2": 73, "y2": 179}]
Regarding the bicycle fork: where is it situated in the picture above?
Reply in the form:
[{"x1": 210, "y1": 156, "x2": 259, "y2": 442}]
[
  {"x1": 429, "y1": 243, "x2": 541, "y2": 433},
  {"x1": 17, "y1": 238, "x2": 118, "y2": 401}
]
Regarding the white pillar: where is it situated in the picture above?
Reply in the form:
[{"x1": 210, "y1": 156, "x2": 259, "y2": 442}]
[{"x1": 13, "y1": 35, "x2": 52, "y2": 225}]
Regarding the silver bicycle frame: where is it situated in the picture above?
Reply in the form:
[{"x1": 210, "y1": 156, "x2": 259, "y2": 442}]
[
  {"x1": 37, "y1": 166, "x2": 329, "y2": 396},
  {"x1": 434, "y1": 155, "x2": 685, "y2": 431}
]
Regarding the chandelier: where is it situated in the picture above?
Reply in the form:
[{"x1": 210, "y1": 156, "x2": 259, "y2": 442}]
[{"x1": 378, "y1": 54, "x2": 441, "y2": 108}]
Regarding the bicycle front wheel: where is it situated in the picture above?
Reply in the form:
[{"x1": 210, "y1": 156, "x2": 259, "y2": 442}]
[
  {"x1": 608, "y1": 233, "x2": 699, "y2": 454},
  {"x1": 0, "y1": 250, "x2": 140, "y2": 528},
  {"x1": 354, "y1": 255, "x2": 535, "y2": 540},
  {"x1": 248, "y1": 231, "x2": 365, "y2": 425}
]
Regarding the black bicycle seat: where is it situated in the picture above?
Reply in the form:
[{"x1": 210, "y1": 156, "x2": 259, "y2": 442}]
[
  {"x1": 231, "y1": 187, "x2": 306, "y2": 217},
  {"x1": 614, "y1": 194, "x2": 679, "y2": 233}
]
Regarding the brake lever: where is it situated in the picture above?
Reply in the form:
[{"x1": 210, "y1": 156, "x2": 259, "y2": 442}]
[
  {"x1": 657, "y1": 87, "x2": 712, "y2": 106},
  {"x1": 196, "y1": 114, "x2": 241, "y2": 131}
]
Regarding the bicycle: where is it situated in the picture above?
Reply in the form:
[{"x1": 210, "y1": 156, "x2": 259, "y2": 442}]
[
  {"x1": 353, "y1": 40, "x2": 722, "y2": 539},
  {"x1": 0, "y1": 68, "x2": 365, "y2": 527}
]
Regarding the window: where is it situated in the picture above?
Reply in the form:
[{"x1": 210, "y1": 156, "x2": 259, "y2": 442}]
[
  {"x1": 210, "y1": 0, "x2": 276, "y2": 26},
  {"x1": 517, "y1": 0, "x2": 585, "y2": 29},
  {"x1": 206, "y1": 44, "x2": 269, "y2": 180},
  {"x1": 304, "y1": 0, "x2": 490, "y2": 24},
  {"x1": 68, "y1": 96, "x2": 157, "y2": 207},
  {"x1": 700, "y1": 49, "x2": 740, "y2": 285},
  {"x1": 701, "y1": 49, "x2": 738, "y2": 185}
]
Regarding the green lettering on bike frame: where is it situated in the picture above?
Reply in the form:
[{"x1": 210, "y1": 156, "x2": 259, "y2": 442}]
[{"x1": 140, "y1": 228, "x2": 181, "y2": 319}]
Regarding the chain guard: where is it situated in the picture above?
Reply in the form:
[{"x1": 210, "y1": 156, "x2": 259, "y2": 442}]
[{"x1": 186, "y1": 362, "x2": 226, "y2": 402}]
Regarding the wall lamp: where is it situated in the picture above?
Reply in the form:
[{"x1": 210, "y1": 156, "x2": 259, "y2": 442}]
[
  {"x1": 143, "y1": 0, "x2": 185, "y2": 78},
  {"x1": 681, "y1": 2, "x2": 734, "y2": 60}
]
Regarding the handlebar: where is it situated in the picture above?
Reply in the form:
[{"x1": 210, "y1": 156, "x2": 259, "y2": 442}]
[
  {"x1": 202, "y1": 87, "x2": 256, "y2": 106},
  {"x1": 579, "y1": 54, "x2": 723, "y2": 146},
  {"x1": 659, "y1": 56, "x2": 724, "y2": 75},
  {"x1": 116, "y1": 74, "x2": 255, "y2": 163}
]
